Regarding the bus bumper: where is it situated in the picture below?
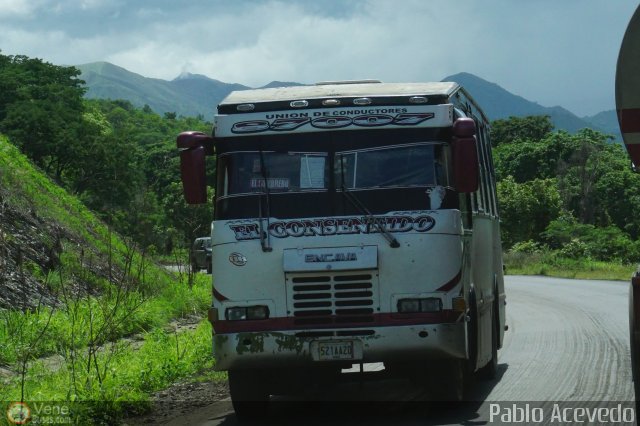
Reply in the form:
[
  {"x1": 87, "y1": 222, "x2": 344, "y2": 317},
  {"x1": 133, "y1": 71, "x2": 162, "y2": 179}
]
[{"x1": 212, "y1": 322, "x2": 467, "y2": 371}]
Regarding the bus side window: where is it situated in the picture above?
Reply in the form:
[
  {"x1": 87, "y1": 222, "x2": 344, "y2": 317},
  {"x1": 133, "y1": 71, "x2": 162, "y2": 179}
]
[
  {"x1": 476, "y1": 121, "x2": 492, "y2": 216},
  {"x1": 481, "y1": 126, "x2": 498, "y2": 217},
  {"x1": 483, "y1": 126, "x2": 499, "y2": 217}
]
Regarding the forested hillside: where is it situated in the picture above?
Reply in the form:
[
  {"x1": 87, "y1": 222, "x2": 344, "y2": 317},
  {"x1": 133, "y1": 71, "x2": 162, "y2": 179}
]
[
  {"x1": 0, "y1": 53, "x2": 213, "y2": 253},
  {"x1": 78, "y1": 61, "x2": 251, "y2": 121}
]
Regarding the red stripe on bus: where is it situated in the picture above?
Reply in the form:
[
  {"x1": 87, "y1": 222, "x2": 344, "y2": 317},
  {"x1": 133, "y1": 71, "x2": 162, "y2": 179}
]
[
  {"x1": 436, "y1": 269, "x2": 462, "y2": 292},
  {"x1": 625, "y1": 144, "x2": 640, "y2": 166},
  {"x1": 212, "y1": 311, "x2": 460, "y2": 334},
  {"x1": 213, "y1": 288, "x2": 229, "y2": 302},
  {"x1": 618, "y1": 108, "x2": 640, "y2": 133}
]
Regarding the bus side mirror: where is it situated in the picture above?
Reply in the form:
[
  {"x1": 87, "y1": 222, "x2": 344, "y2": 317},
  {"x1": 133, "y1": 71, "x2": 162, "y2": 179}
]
[
  {"x1": 177, "y1": 131, "x2": 214, "y2": 204},
  {"x1": 451, "y1": 118, "x2": 479, "y2": 193}
]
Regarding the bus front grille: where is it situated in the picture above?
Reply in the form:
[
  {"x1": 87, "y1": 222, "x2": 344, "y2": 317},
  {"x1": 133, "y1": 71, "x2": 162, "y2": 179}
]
[{"x1": 287, "y1": 272, "x2": 378, "y2": 326}]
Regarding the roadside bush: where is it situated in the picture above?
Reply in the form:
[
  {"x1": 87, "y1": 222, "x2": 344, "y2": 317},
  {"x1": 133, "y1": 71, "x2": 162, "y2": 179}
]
[
  {"x1": 509, "y1": 240, "x2": 544, "y2": 254},
  {"x1": 558, "y1": 239, "x2": 590, "y2": 260},
  {"x1": 542, "y1": 213, "x2": 639, "y2": 263}
]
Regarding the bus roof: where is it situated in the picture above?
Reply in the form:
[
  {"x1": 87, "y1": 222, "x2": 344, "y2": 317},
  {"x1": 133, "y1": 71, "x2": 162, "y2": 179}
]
[{"x1": 219, "y1": 82, "x2": 460, "y2": 107}]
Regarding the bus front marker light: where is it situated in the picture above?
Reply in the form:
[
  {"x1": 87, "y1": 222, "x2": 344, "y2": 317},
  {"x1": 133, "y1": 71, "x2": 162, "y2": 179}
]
[
  {"x1": 452, "y1": 297, "x2": 466, "y2": 313},
  {"x1": 409, "y1": 96, "x2": 428, "y2": 104}
]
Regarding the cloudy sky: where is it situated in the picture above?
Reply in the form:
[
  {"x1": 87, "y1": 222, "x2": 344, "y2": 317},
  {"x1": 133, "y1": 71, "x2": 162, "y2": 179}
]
[{"x1": 0, "y1": 0, "x2": 637, "y2": 116}]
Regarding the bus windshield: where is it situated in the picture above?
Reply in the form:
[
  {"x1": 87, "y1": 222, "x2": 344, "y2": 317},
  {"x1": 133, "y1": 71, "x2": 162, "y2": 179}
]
[
  {"x1": 219, "y1": 152, "x2": 329, "y2": 196},
  {"x1": 336, "y1": 143, "x2": 446, "y2": 190},
  {"x1": 218, "y1": 142, "x2": 449, "y2": 198}
]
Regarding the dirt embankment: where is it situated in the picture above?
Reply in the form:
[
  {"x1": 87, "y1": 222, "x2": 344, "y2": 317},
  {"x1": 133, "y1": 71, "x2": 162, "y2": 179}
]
[
  {"x1": 0, "y1": 195, "x2": 62, "y2": 309},
  {"x1": 0, "y1": 193, "x2": 109, "y2": 310}
]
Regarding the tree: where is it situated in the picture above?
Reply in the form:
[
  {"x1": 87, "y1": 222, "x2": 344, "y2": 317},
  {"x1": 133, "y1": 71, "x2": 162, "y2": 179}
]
[
  {"x1": 497, "y1": 176, "x2": 562, "y2": 248},
  {"x1": 0, "y1": 54, "x2": 87, "y2": 182},
  {"x1": 555, "y1": 129, "x2": 633, "y2": 229},
  {"x1": 490, "y1": 115, "x2": 554, "y2": 147}
]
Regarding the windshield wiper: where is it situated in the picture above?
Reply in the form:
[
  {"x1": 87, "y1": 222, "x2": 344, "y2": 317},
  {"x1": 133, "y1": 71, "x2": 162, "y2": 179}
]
[
  {"x1": 340, "y1": 186, "x2": 400, "y2": 248},
  {"x1": 258, "y1": 150, "x2": 273, "y2": 252},
  {"x1": 338, "y1": 155, "x2": 400, "y2": 248}
]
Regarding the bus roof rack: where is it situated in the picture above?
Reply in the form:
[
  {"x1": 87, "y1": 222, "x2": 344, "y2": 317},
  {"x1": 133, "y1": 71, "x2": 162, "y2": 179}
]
[{"x1": 315, "y1": 79, "x2": 382, "y2": 85}]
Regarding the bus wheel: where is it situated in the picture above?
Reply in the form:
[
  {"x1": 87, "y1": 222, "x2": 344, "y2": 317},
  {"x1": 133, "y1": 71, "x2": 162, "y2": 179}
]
[
  {"x1": 478, "y1": 314, "x2": 498, "y2": 380},
  {"x1": 629, "y1": 279, "x2": 640, "y2": 404},
  {"x1": 229, "y1": 369, "x2": 269, "y2": 422},
  {"x1": 434, "y1": 359, "x2": 466, "y2": 402}
]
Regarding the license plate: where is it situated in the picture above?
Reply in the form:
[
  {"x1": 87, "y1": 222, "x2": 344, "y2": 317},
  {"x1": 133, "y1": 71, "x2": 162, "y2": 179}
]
[{"x1": 317, "y1": 341, "x2": 355, "y2": 361}]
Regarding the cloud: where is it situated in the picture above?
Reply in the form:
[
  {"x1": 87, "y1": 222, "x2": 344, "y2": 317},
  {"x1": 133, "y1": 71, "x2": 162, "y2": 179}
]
[
  {"x1": 104, "y1": 1, "x2": 470, "y2": 84},
  {"x1": 0, "y1": 0, "x2": 636, "y2": 115},
  {"x1": 0, "y1": 0, "x2": 42, "y2": 17}
]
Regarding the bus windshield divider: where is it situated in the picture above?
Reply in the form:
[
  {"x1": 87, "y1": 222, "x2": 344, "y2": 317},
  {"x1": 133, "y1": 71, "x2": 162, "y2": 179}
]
[{"x1": 258, "y1": 150, "x2": 273, "y2": 252}]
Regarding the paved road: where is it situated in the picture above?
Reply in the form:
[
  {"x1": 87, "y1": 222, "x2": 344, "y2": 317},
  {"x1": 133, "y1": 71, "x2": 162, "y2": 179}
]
[{"x1": 163, "y1": 276, "x2": 636, "y2": 425}]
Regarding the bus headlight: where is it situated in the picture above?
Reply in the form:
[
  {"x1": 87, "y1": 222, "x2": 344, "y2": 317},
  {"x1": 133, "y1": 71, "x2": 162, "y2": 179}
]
[
  {"x1": 226, "y1": 307, "x2": 247, "y2": 320},
  {"x1": 225, "y1": 306, "x2": 270, "y2": 320},
  {"x1": 397, "y1": 298, "x2": 442, "y2": 313},
  {"x1": 247, "y1": 305, "x2": 269, "y2": 320}
]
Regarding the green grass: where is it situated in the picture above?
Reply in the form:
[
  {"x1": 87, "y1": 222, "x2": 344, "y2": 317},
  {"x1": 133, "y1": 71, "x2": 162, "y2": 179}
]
[
  {"x1": 504, "y1": 250, "x2": 636, "y2": 281},
  {"x1": 0, "y1": 319, "x2": 220, "y2": 425},
  {"x1": 0, "y1": 273, "x2": 210, "y2": 365},
  {"x1": 0, "y1": 270, "x2": 213, "y2": 425}
]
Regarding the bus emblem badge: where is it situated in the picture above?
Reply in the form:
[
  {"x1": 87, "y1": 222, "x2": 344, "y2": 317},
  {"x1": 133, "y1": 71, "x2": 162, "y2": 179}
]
[{"x1": 229, "y1": 252, "x2": 247, "y2": 266}]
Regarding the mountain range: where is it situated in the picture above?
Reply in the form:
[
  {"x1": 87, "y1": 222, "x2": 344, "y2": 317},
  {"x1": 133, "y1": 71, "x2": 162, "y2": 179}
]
[{"x1": 77, "y1": 62, "x2": 620, "y2": 139}]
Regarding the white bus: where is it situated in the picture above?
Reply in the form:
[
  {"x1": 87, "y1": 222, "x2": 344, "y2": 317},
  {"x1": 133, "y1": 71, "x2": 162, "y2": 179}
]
[{"x1": 178, "y1": 81, "x2": 506, "y2": 418}]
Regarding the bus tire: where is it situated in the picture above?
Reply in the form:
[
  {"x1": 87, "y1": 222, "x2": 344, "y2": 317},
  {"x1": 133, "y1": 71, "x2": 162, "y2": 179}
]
[
  {"x1": 434, "y1": 359, "x2": 466, "y2": 402},
  {"x1": 629, "y1": 280, "x2": 640, "y2": 402},
  {"x1": 478, "y1": 285, "x2": 499, "y2": 380},
  {"x1": 478, "y1": 314, "x2": 498, "y2": 380},
  {"x1": 467, "y1": 286, "x2": 479, "y2": 371},
  {"x1": 228, "y1": 369, "x2": 269, "y2": 422}
]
